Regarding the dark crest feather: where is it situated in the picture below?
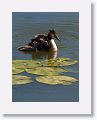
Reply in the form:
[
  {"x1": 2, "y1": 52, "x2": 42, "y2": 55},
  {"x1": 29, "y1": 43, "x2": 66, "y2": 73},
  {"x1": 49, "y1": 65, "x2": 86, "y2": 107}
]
[{"x1": 49, "y1": 29, "x2": 56, "y2": 33}]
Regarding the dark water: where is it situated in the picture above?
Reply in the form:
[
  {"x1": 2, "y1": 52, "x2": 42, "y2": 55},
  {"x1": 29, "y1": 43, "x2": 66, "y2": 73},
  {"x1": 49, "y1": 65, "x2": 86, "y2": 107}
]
[{"x1": 12, "y1": 12, "x2": 79, "y2": 102}]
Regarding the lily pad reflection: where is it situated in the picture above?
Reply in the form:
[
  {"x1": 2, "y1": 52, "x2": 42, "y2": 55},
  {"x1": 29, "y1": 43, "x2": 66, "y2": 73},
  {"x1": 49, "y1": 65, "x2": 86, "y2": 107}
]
[{"x1": 36, "y1": 76, "x2": 78, "y2": 85}]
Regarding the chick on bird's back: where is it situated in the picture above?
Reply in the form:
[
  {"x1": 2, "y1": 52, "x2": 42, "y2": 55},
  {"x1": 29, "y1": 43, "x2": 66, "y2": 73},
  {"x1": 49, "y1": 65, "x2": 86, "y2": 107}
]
[{"x1": 18, "y1": 29, "x2": 60, "y2": 52}]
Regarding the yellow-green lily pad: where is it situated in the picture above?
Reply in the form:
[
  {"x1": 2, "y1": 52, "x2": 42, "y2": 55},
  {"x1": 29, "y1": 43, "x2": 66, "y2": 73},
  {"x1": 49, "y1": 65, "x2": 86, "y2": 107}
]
[
  {"x1": 12, "y1": 60, "x2": 41, "y2": 69},
  {"x1": 26, "y1": 67, "x2": 67, "y2": 76},
  {"x1": 12, "y1": 75, "x2": 32, "y2": 85},
  {"x1": 13, "y1": 60, "x2": 28, "y2": 68},
  {"x1": 36, "y1": 76, "x2": 78, "y2": 85},
  {"x1": 12, "y1": 58, "x2": 78, "y2": 69},
  {"x1": 12, "y1": 67, "x2": 24, "y2": 75},
  {"x1": 41, "y1": 58, "x2": 78, "y2": 67}
]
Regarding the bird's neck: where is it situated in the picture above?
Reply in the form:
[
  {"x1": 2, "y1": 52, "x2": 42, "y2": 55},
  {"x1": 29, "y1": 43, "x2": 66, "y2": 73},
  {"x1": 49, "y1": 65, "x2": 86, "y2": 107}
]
[{"x1": 50, "y1": 39, "x2": 57, "y2": 51}]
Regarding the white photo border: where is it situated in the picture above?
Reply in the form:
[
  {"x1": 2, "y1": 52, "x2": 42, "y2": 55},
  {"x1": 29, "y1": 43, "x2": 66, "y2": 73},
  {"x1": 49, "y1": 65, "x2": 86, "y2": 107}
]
[{"x1": 0, "y1": 0, "x2": 91, "y2": 114}]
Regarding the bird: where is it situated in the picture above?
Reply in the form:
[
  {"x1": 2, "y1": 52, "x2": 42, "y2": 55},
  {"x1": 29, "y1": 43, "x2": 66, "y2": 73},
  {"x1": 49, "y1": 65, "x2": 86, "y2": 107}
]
[{"x1": 18, "y1": 29, "x2": 60, "y2": 52}]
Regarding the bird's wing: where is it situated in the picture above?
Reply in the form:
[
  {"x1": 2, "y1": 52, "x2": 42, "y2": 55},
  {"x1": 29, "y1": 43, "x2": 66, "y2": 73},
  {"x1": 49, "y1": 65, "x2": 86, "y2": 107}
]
[{"x1": 34, "y1": 34, "x2": 46, "y2": 38}]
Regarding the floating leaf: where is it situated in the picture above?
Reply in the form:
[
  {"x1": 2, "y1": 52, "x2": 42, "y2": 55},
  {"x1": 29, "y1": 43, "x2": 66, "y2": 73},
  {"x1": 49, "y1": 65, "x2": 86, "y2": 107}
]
[
  {"x1": 41, "y1": 58, "x2": 78, "y2": 67},
  {"x1": 12, "y1": 58, "x2": 78, "y2": 69},
  {"x1": 36, "y1": 76, "x2": 78, "y2": 85},
  {"x1": 13, "y1": 60, "x2": 28, "y2": 68},
  {"x1": 12, "y1": 75, "x2": 32, "y2": 85},
  {"x1": 12, "y1": 67, "x2": 24, "y2": 75},
  {"x1": 26, "y1": 67, "x2": 67, "y2": 76},
  {"x1": 13, "y1": 60, "x2": 41, "y2": 69}
]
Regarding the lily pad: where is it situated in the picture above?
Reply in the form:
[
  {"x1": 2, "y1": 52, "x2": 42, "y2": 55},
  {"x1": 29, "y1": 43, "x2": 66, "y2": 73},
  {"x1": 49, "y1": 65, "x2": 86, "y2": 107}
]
[
  {"x1": 13, "y1": 60, "x2": 28, "y2": 68},
  {"x1": 12, "y1": 67, "x2": 24, "y2": 75},
  {"x1": 12, "y1": 58, "x2": 78, "y2": 69},
  {"x1": 12, "y1": 75, "x2": 32, "y2": 85},
  {"x1": 36, "y1": 76, "x2": 78, "y2": 85},
  {"x1": 41, "y1": 58, "x2": 78, "y2": 67},
  {"x1": 26, "y1": 67, "x2": 67, "y2": 76},
  {"x1": 13, "y1": 60, "x2": 41, "y2": 69}
]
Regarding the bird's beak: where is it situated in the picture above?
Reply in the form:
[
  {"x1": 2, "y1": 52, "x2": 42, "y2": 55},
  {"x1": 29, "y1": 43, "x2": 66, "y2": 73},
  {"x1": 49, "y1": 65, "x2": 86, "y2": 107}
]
[{"x1": 54, "y1": 35, "x2": 60, "y2": 41}]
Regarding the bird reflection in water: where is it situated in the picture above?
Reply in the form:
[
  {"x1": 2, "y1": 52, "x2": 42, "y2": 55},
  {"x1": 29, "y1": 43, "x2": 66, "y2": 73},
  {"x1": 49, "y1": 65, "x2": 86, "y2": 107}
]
[
  {"x1": 32, "y1": 50, "x2": 57, "y2": 60},
  {"x1": 20, "y1": 50, "x2": 57, "y2": 60}
]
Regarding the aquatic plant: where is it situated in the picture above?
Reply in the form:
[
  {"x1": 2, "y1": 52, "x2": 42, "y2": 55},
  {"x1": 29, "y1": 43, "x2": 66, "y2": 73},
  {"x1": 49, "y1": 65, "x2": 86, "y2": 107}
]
[
  {"x1": 12, "y1": 58, "x2": 78, "y2": 86},
  {"x1": 12, "y1": 57, "x2": 78, "y2": 69},
  {"x1": 12, "y1": 67, "x2": 24, "y2": 75},
  {"x1": 12, "y1": 75, "x2": 32, "y2": 85},
  {"x1": 12, "y1": 60, "x2": 41, "y2": 69},
  {"x1": 26, "y1": 67, "x2": 67, "y2": 76},
  {"x1": 41, "y1": 58, "x2": 78, "y2": 67},
  {"x1": 36, "y1": 76, "x2": 78, "y2": 85}
]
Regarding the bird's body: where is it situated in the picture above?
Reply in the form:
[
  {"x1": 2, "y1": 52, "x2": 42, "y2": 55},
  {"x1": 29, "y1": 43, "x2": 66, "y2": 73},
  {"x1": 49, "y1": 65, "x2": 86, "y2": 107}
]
[{"x1": 18, "y1": 30, "x2": 60, "y2": 52}]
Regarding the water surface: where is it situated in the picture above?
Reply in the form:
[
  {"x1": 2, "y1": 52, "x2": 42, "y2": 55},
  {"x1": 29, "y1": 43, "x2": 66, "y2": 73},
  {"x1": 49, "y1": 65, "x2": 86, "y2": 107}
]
[{"x1": 12, "y1": 12, "x2": 79, "y2": 102}]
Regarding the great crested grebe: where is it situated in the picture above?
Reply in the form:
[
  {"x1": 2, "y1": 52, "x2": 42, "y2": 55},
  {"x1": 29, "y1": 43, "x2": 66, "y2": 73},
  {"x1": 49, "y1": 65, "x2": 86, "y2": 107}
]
[{"x1": 18, "y1": 29, "x2": 60, "y2": 52}]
